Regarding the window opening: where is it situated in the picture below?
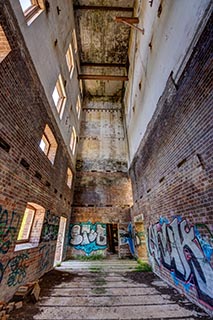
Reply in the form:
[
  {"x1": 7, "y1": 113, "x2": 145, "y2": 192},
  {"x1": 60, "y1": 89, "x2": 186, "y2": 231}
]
[
  {"x1": 39, "y1": 124, "x2": 58, "y2": 164},
  {"x1": 70, "y1": 126, "x2": 76, "y2": 155},
  {"x1": 54, "y1": 216, "x2": 67, "y2": 266},
  {"x1": 19, "y1": 0, "x2": 43, "y2": 22},
  {"x1": 66, "y1": 43, "x2": 74, "y2": 77},
  {"x1": 15, "y1": 203, "x2": 45, "y2": 251},
  {"x1": 67, "y1": 168, "x2": 73, "y2": 188},
  {"x1": 72, "y1": 29, "x2": 78, "y2": 53},
  {"x1": 76, "y1": 95, "x2": 81, "y2": 119},
  {"x1": 17, "y1": 205, "x2": 35, "y2": 242},
  {"x1": 0, "y1": 25, "x2": 11, "y2": 63},
  {"x1": 39, "y1": 132, "x2": 50, "y2": 155},
  {"x1": 79, "y1": 80, "x2": 83, "y2": 96},
  {"x1": 52, "y1": 75, "x2": 66, "y2": 119}
]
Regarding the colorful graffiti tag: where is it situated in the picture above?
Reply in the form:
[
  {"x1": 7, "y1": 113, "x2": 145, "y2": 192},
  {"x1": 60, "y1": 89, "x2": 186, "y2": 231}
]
[
  {"x1": 7, "y1": 253, "x2": 29, "y2": 287},
  {"x1": 69, "y1": 222, "x2": 107, "y2": 255},
  {"x1": 0, "y1": 252, "x2": 29, "y2": 286},
  {"x1": 40, "y1": 210, "x2": 59, "y2": 242},
  {"x1": 0, "y1": 205, "x2": 20, "y2": 254},
  {"x1": 39, "y1": 244, "x2": 50, "y2": 272},
  {"x1": 148, "y1": 216, "x2": 213, "y2": 308},
  {"x1": 119, "y1": 223, "x2": 135, "y2": 256}
]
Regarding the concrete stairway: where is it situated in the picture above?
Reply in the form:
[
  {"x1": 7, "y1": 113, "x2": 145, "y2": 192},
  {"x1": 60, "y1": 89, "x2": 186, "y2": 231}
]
[
  {"x1": 10, "y1": 258, "x2": 208, "y2": 320},
  {"x1": 56, "y1": 257, "x2": 138, "y2": 273}
]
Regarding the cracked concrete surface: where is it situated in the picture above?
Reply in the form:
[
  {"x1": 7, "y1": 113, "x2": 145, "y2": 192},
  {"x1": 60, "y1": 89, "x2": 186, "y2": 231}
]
[{"x1": 9, "y1": 259, "x2": 210, "y2": 320}]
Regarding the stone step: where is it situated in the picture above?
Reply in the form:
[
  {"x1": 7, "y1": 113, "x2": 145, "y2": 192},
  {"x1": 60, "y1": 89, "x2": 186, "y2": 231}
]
[
  {"x1": 41, "y1": 286, "x2": 159, "y2": 296},
  {"x1": 33, "y1": 304, "x2": 196, "y2": 319},
  {"x1": 38, "y1": 294, "x2": 173, "y2": 307}
]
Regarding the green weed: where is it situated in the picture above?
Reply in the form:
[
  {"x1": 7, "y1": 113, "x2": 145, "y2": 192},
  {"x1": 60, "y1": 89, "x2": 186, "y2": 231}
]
[{"x1": 134, "y1": 259, "x2": 152, "y2": 272}]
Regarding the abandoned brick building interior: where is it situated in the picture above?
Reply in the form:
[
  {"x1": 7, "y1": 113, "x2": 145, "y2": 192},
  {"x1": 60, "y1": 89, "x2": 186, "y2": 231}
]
[{"x1": 0, "y1": 0, "x2": 212, "y2": 318}]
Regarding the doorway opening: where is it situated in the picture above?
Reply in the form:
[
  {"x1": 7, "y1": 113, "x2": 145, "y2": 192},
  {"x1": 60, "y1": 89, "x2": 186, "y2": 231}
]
[
  {"x1": 54, "y1": 216, "x2": 67, "y2": 266},
  {"x1": 106, "y1": 223, "x2": 118, "y2": 255}
]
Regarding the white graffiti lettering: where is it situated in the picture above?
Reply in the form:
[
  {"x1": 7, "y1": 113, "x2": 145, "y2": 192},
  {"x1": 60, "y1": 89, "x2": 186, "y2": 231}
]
[
  {"x1": 70, "y1": 223, "x2": 107, "y2": 247},
  {"x1": 148, "y1": 217, "x2": 213, "y2": 308}
]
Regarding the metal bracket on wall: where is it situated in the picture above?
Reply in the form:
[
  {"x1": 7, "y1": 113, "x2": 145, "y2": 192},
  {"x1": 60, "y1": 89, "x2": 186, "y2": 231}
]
[{"x1": 115, "y1": 17, "x2": 144, "y2": 34}]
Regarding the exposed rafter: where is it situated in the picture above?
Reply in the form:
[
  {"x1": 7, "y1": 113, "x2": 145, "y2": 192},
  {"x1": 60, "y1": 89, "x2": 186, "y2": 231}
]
[
  {"x1": 115, "y1": 17, "x2": 144, "y2": 34},
  {"x1": 78, "y1": 74, "x2": 128, "y2": 81},
  {"x1": 73, "y1": 5, "x2": 133, "y2": 12},
  {"x1": 81, "y1": 62, "x2": 127, "y2": 68}
]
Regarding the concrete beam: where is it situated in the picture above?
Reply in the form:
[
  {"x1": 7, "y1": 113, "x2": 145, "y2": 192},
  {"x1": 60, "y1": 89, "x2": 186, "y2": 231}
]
[
  {"x1": 78, "y1": 74, "x2": 128, "y2": 81},
  {"x1": 73, "y1": 5, "x2": 133, "y2": 12},
  {"x1": 81, "y1": 62, "x2": 127, "y2": 68}
]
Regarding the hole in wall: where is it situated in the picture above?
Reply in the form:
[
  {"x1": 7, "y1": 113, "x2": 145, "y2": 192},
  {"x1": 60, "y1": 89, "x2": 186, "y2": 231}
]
[
  {"x1": 20, "y1": 158, "x2": 30, "y2": 170},
  {"x1": 157, "y1": 4, "x2": 162, "y2": 17},
  {"x1": 34, "y1": 171, "x2": 42, "y2": 180},
  {"x1": 54, "y1": 188, "x2": 58, "y2": 194},
  {"x1": 177, "y1": 158, "x2": 187, "y2": 168},
  {"x1": 44, "y1": 0, "x2": 50, "y2": 13},
  {"x1": 0, "y1": 137, "x2": 10, "y2": 153},
  {"x1": 45, "y1": 181, "x2": 51, "y2": 187},
  {"x1": 159, "y1": 176, "x2": 165, "y2": 183},
  {"x1": 56, "y1": 6, "x2": 61, "y2": 15}
]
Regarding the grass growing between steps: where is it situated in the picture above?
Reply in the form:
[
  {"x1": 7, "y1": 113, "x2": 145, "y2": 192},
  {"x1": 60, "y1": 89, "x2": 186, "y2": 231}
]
[
  {"x1": 134, "y1": 259, "x2": 152, "y2": 272},
  {"x1": 72, "y1": 254, "x2": 105, "y2": 261},
  {"x1": 89, "y1": 266, "x2": 102, "y2": 273}
]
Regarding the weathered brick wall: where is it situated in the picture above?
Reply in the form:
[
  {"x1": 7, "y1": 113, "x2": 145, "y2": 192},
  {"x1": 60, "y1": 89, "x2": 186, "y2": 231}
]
[
  {"x1": 0, "y1": 3, "x2": 74, "y2": 302},
  {"x1": 129, "y1": 15, "x2": 213, "y2": 315},
  {"x1": 70, "y1": 97, "x2": 133, "y2": 258}
]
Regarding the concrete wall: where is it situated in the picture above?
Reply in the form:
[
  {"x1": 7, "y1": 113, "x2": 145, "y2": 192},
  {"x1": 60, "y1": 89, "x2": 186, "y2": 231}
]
[
  {"x1": 125, "y1": 0, "x2": 212, "y2": 163},
  {"x1": 0, "y1": 2, "x2": 74, "y2": 303},
  {"x1": 9, "y1": 0, "x2": 81, "y2": 163},
  {"x1": 69, "y1": 97, "x2": 133, "y2": 258},
  {"x1": 129, "y1": 15, "x2": 213, "y2": 316}
]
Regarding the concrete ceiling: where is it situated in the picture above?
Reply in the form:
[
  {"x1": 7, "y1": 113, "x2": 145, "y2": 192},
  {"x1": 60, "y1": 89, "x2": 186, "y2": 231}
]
[{"x1": 73, "y1": 0, "x2": 135, "y2": 98}]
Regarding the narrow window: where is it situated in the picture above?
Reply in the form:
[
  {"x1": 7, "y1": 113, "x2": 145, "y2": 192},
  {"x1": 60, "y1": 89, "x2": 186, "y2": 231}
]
[
  {"x1": 70, "y1": 126, "x2": 77, "y2": 155},
  {"x1": 0, "y1": 25, "x2": 11, "y2": 63},
  {"x1": 66, "y1": 43, "x2": 74, "y2": 77},
  {"x1": 17, "y1": 205, "x2": 35, "y2": 242},
  {"x1": 76, "y1": 95, "x2": 81, "y2": 119},
  {"x1": 67, "y1": 168, "x2": 73, "y2": 188},
  {"x1": 19, "y1": 0, "x2": 43, "y2": 22},
  {"x1": 72, "y1": 29, "x2": 78, "y2": 53},
  {"x1": 39, "y1": 124, "x2": 58, "y2": 164},
  {"x1": 79, "y1": 80, "x2": 83, "y2": 96},
  {"x1": 15, "y1": 203, "x2": 45, "y2": 251},
  {"x1": 52, "y1": 74, "x2": 66, "y2": 119},
  {"x1": 39, "y1": 132, "x2": 50, "y2": 155}
]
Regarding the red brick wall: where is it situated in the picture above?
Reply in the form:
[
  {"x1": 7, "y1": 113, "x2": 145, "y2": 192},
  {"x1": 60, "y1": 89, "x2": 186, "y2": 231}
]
[
  {"x1": 129, "y1": 15, "x2": 213, "y2": 316},
  {"x1": 0, "y1": 3, "x2": 74, "y2": 302}
]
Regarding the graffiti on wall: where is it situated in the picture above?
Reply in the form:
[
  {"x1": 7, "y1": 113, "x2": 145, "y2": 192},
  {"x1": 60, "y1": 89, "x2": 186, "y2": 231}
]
[
  {"x1": 39, "y1": 244, "x2": 50, "y2": 272},
  {"x1": 119, "y1": 223, "x2": 135, "y2": 256},
  {"x1": 40, "y1": 210, "x2": 59, "y2": 242},
  {"x1": 0, "y1": 205, "x2": 20, "y2": 254},
  {"x1": 7, "y1": 253, "x2": 29, "y2": 287},
  {"x1": 148, "y1": 216, "x2": 213, "y2": 308},
  {"x1": 69, "y1": 222, "x2": 107, "y2": 255},
  {"x1": 0, "y1": 252, "x2": 29, "y2": 286}
]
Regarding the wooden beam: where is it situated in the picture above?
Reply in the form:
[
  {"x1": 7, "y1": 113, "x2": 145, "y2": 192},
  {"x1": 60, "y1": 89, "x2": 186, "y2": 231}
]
[
  {"x1": 78, "y1": 74, "x2": 128, "y2": 81},
  {"x1": 115, "y1": 17, "x2": 139, "y2": 24},
  {"x1": 81, "y1": 62, "x2": 127, "y2": 68},
  {"x1": 115, "y1": 17, "x2": 144, "y2": 34},
  {"x1": 73, "y1": 5, "x2": 133, "y2": 12}
]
